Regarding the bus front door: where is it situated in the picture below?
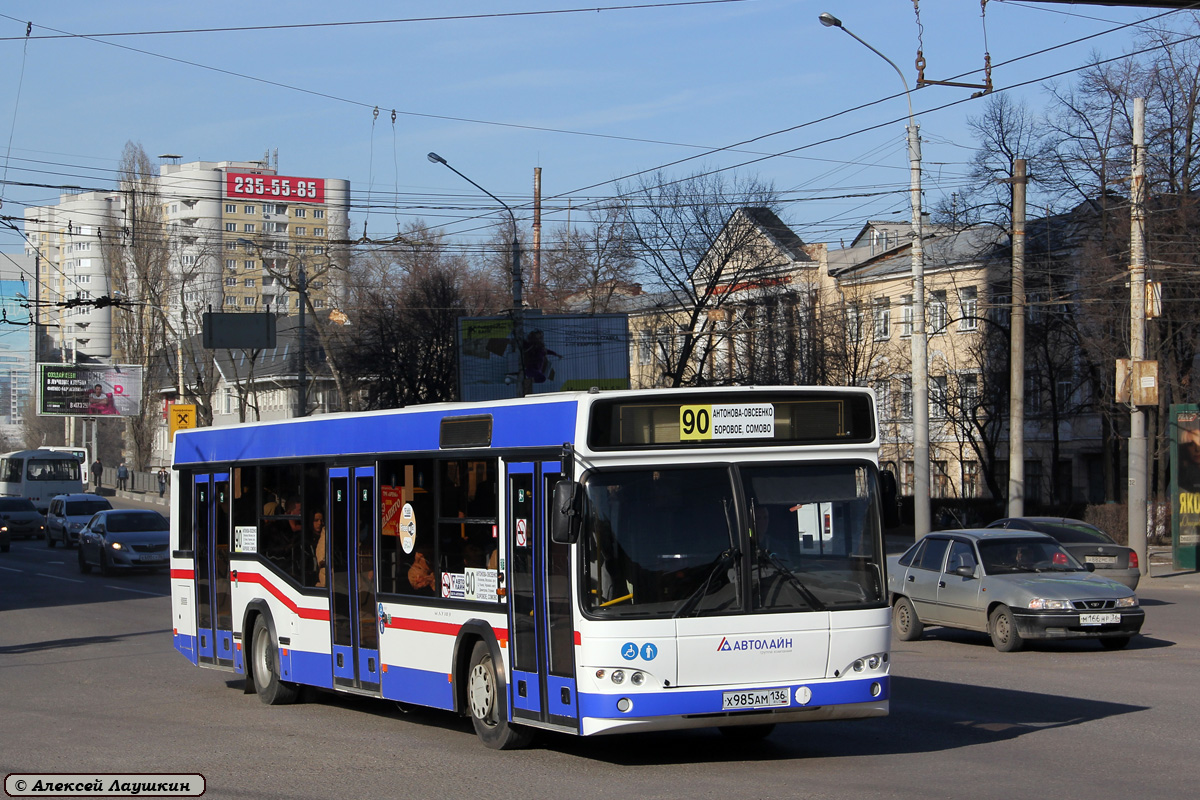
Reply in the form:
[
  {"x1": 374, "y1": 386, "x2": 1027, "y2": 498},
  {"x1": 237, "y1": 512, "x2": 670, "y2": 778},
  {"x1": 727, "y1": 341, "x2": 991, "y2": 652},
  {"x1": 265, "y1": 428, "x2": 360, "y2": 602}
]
[
  {"x1": 328, "y1": 467, "x2": 381, "y2": 694},
  {"x1": 508, "y1": 462, "x2": 578, "y2": 732},
  {"x1": 194, "y1": 472, "x2": 235, "y2": 669}
]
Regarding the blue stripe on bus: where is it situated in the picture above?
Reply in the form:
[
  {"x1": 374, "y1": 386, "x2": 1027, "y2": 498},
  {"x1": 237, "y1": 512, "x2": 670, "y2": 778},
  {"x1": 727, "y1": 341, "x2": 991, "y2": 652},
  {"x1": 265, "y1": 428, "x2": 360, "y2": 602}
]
[
  {"x1": 174, "y1": 633, "x2": 198, "y2": 665},
  {"x1": 381, "y1": 664, "x2": 456, "y2": 710},
  {"x1": 576, "y1": 676, "x2": 888, "y2": 719},
  {"x1": 288, "y1": 648, "x2": 334, "y2": 689},
  {"x1": 173, "y1": 401, "x2": 580, "y2": 465}
]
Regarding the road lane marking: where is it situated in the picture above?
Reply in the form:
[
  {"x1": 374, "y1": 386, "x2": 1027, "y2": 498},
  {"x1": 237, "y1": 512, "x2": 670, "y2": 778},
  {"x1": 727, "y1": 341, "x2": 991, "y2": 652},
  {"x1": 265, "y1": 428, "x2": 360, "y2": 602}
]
[
  {"x1": 0, "y1": 565, "x2": 22, "y2": 573},
  {"x1": 104, "y1": 585, "x2": 168, "y2": 597},
  {"x1": 36, "y1": 573, "x2": 84, "y2": 583}
]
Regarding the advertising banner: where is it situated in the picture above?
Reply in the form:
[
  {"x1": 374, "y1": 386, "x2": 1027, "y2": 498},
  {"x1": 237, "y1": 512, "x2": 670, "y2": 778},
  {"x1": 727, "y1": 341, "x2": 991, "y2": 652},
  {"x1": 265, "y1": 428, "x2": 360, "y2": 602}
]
[
  {"x1": 457, "y1": 313, "x2": 630, "y2": 402},
  {"x1": 38, "y1": 364, "x2": 144, "y2": 417},
  {"x1": 1170, "y1": 404, "x2": 1200, "y2": 571}
]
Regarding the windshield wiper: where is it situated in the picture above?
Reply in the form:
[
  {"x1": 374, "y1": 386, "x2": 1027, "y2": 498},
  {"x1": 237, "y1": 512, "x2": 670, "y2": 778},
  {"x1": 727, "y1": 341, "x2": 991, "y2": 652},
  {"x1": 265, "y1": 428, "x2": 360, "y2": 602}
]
[
  {"x1": 673, "y1": 548, "x2": 741, "y2": 618},
  {"x1": 756, "y1": 549, "x2": 827, "y2": 611}
]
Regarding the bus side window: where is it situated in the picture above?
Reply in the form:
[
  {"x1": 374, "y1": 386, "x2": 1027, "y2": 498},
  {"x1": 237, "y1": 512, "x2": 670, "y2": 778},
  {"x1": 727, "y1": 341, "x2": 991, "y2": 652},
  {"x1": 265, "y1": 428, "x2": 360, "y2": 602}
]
[{"x1": 378, "y1": 459, "x2": 436, "y2": 595}]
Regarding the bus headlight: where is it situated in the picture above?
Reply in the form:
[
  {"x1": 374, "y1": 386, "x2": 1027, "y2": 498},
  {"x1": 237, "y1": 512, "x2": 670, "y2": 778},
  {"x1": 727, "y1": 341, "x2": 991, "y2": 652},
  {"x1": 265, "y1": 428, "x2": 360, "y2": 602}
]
[
  {"x1": 630, "y1": 671, "x2": 645, "y2": 686},
  {"x1": 611, "y1": 670, "x2": 625, "y2": 684}
]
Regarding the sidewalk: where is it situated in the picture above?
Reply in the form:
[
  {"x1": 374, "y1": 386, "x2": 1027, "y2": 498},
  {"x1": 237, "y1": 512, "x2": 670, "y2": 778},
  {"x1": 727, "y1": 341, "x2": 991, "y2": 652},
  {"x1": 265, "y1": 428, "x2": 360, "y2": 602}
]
[{"x1": 1146, "y1": 546, "x2": 1200, "y2": 590}]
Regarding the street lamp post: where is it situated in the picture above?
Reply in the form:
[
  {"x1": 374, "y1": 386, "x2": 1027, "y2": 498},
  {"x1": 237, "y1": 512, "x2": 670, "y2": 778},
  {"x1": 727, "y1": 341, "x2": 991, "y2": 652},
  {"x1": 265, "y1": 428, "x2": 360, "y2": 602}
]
[
  {"x1": 427, "y1": 152, "x2": 525, "y2": 397},
  {"x1": 820, "y1": 12, "x2": 930, "y2": 537}
]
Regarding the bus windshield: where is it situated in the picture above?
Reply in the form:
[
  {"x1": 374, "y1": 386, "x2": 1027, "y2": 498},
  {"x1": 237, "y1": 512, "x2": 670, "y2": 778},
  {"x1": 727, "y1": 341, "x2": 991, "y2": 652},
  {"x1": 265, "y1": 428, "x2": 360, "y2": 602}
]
[{"x1": 581, "y1": 462, "x2": 885, "y2": 619}]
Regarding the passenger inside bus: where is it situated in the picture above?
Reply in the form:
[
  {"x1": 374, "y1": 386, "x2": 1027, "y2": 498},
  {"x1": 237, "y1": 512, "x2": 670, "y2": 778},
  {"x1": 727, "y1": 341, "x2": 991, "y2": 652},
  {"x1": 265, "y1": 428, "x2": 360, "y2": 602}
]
[{"x1": 311, "y1": 512, "x2": 327, "y2": 587}]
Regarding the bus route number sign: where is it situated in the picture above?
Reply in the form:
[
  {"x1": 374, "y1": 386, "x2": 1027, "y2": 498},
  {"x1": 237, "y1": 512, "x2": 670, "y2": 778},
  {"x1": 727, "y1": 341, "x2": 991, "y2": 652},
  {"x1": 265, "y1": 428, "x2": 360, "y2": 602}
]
[{"x1": 680, "y1": 404, "x2": 775, "y2": 441}]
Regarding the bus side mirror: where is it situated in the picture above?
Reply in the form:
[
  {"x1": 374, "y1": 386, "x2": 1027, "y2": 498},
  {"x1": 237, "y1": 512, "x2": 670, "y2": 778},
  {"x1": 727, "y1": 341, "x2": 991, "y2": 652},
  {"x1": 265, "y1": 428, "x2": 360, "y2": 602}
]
[
  {"x1": 879, "y1": 469, "x2": 900, "y2": 529},
  {"x1": 550, "y1": 480, "x2": 583, "y2": 544}
]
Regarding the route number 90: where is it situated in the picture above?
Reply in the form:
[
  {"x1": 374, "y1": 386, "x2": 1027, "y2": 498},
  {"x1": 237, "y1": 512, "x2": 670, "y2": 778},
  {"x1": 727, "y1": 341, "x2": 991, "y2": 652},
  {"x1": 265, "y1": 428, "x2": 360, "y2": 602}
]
[{"x1": 680, "y1": 405, "x2": 712, "y2": 440}]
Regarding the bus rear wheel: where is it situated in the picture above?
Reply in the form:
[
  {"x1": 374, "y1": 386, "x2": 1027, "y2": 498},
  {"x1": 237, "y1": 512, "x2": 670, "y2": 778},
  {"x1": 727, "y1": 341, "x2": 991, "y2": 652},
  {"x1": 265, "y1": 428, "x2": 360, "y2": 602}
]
[
  {"x1": 251, "y1": 616, "x2": 298, "y2": 705},
  {"x1": 467, "y1": 641, "x2": 533, "y2": 750}
]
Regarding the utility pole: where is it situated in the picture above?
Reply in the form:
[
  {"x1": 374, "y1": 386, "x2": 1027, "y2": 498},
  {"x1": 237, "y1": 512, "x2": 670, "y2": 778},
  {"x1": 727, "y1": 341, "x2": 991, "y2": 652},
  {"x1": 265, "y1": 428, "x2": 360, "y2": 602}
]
[
  {"x1": 532, "y1": 167, "x2": 542, "y2": 308},
  {"x1": 1008, "y1": 159, "x2": 1028, "y2": 517},
  {"x1": 1129, "y1": 97, "x2": 1148, "y2": 574}
]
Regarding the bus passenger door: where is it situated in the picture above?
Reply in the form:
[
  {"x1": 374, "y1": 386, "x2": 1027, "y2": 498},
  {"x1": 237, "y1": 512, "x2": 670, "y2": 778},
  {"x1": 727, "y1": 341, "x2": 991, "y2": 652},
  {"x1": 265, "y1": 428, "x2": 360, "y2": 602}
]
[
  {"x1": 194, "y1": 472, "x2": 234, "y2": 668},
  {"x1": 508, "y1": 462, "x2": 578, "y2": 731},
  {"x1": 328, "y1": 467, "x2": 381, "y2": 694}
]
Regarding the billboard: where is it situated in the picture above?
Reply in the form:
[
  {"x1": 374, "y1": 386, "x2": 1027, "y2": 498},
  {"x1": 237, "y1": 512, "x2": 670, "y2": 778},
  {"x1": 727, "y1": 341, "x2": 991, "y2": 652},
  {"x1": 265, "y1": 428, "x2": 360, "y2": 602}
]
[
  {"x1": 1170, "y1": 404, "x2": 1200, "y2": 571},
  {"x1": 38, "y1": 363, "x2": 144, "y2": 417},
  {"x1": 225, "y1": 172, "x2": 325, "y2": 204},
  {"x1": 458, "y1": 314, "x2": 630, "y2": 402}
]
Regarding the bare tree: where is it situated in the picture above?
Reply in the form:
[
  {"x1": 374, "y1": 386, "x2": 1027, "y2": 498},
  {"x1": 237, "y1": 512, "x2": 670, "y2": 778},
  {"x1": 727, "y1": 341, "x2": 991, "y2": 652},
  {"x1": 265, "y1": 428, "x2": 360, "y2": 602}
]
[{"x1": 620, "y1": 170, "x2": 787, "y2": 387}]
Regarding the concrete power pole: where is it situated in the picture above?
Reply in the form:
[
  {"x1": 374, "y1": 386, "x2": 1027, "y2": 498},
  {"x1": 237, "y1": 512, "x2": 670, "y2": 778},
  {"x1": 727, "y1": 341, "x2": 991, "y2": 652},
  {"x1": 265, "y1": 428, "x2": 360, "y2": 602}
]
[
  {"x1": 1129, "y1": 97, "x2": 1149, "y2": 574},
  {"x1": 532, "y1": 167, "x2": 541, "y2": 308},
  {"x1": 1008, "y1": 159, "x2": 1028, "y2": 517}
]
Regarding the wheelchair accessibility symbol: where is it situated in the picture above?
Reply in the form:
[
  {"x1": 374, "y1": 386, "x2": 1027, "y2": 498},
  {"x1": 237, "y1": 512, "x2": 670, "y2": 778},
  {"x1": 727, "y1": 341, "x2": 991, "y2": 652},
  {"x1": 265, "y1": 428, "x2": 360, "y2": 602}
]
[{"x1": 621, "y1": 642, "x2": 658, "y2": 661}]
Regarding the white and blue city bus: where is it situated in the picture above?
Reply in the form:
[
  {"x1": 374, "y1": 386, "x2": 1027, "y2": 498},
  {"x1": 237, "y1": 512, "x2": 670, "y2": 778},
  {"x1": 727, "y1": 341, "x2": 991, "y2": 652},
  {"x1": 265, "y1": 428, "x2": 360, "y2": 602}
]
[{"x1": 169, "y1": 386, "x2": 896, "y2": 749}]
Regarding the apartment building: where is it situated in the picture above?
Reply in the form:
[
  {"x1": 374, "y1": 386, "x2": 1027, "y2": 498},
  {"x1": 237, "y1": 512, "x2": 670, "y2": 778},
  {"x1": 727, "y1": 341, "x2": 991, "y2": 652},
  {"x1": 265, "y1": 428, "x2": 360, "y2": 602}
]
[{"x1": 24, "y1": 158, "x2": 350, "y2": 364}]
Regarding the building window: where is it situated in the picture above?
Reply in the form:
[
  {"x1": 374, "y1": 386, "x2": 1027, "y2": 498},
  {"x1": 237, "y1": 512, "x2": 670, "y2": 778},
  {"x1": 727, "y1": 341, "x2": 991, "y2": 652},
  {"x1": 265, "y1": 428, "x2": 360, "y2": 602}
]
[
  {"x1": 225, "y1": 241, "x2": 237, "y2": 252},
  {"x1": 244, "y1": 279, "x2": 256, "y2": 288},
  {"x1": 314, "y1": 227, "x2": 325, "y2": 237},
  {"x1": 901, "y1": 294, "x2": 913, "y2": 337},
  {"x1": 294, "y1": 226, "x2": 306, "y2": 236},
  {"x1": 225, "y1": 259, "x2": 237, "y2": 270},
  {"x1": 873, "y1": 298, "x2": 891, "y2": 340},
  {"x1": 295, "y1": 244, "x2": 307, "y2": 255},
  {"x1": 225, "y1": 296, "x2": 237, "y2": 306},
  {"x1": 225, "y1": 204, "x2": 237, "y2": 213},
  {"x1": 990, "y1": 289, "x2": 1009, "y2": 326},
  {"x1": 901, "y1": 460, "x2": 914, "y2": 497},
  {"x1": 846, "y1": 303, "x2": 863, "y2": 342},
  {"x1": 244, "y1": 296, "x2": 257, "y2": 306},
  {"x1": 225, "y1": 223, "x2": 236, "y2": 232},
  {"x1": 244, "y1": 205, "x2": 255, "y2": 214},
  {"x1": 932, "y1": 461, "x2": 951, "y2": 498},
  {"x1": 1025, "y1": 460, "x2": 1043, "y2": 505},
  {"x1": 962, "y1": 461, "x2": 980, "y2": 499},
  {"x1": 929, "y1": 290, "x2": 948, "y2": 333},
  {"x1": 293, "y1": 208, "x2": 306, "y2": 218},
  {"x1": 873, "y1": 379, "x2": 891, "y2": 420},
  {"x1": 313, "y1": 245, "x2": 325, "y2": 255},
  {"x1": 1026, "y1": 371, "x2": 1042, "y2": 415},
  {"x1": 225, "y1": 277, "x2": 236, "y2": 286},
  {"x1": 314, "y1": 299, "x2": 325, "y2": 309},
  {"x1": 243, "y1": 223, "x2": 256, "y2": 233},
  {"x1": 900, "y1": 377, "x2": 913, "y2": 419},
  {"x1": 244, "y1": 260, "x2": 255, "y2": 270},
  {"x1": 959, "y1": 286, "x2": 978, "y2": 330},
  {"x1": 931, "y1": 375, "x2": 948, "y2": 417},
  {"x1": 960, "y1": 373, "x2": 979, "y2": 413},
  {"x1": 313, "y1": 209, "x2": 325, "y2": 219}
]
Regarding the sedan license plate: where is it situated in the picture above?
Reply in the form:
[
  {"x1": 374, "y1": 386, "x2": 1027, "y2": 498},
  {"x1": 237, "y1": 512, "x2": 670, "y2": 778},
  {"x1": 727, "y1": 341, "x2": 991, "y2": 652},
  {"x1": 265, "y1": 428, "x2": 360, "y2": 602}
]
[
  {"x1": 1085, "y1": 555, "x2": 1117, "y2": 565},
  {"x1": 138, "y1": 553, "x2": 167, "y2": 563},
  {"x1": 722, "y1": 688, "x2": 790, "y2": 711},
  {"x1": 1080, "y1": 613, "x2": 1121, "y2": 625}
]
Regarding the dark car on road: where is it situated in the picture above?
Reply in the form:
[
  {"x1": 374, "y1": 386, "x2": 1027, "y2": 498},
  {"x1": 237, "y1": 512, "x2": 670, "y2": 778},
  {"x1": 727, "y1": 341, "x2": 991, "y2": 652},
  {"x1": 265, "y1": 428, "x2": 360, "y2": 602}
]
[
  {"x1": 45, "y1": 493, "x2": 112, "y2": 548},
  {"x1": 888, "y1": 529, "x2": 1144, "y2": 651},
  {"x1": 77, "y1": 509, "x2": 170, "y2": 575},
  {"x1": 0, "y1": 496, "x2": 45, "y2": 546},
  {"x1": 987, "y1": 517, "x2": 1140, "y2": 590}
]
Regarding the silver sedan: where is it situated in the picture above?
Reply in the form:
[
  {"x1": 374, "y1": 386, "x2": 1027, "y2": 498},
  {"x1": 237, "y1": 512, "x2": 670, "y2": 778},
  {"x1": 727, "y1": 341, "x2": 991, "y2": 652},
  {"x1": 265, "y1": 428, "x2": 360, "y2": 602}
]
[
  {"x1": 77, "y1": 509, "x2": 170, "y2": 575},
  {"x1": 887, "y1": 529, "x2": 1144, "y2": 652}
]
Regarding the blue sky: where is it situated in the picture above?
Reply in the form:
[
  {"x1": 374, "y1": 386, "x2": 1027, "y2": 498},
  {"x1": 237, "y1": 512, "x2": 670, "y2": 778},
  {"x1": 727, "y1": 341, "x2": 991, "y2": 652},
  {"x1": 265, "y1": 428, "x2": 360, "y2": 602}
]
[{"x1": 0, "y1": 0, "x2": 1174, "y2": 260}]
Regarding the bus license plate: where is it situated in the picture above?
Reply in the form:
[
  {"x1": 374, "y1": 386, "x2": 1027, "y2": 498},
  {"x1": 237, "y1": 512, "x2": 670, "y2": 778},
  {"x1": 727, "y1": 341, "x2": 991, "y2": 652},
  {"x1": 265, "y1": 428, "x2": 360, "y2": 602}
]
[
  {"x1": 1080, "y1": 613, "x2": 1121, "y2": 625},
  {"x1": 722, "y1": 688, "x2": 790, "y2": 711}
]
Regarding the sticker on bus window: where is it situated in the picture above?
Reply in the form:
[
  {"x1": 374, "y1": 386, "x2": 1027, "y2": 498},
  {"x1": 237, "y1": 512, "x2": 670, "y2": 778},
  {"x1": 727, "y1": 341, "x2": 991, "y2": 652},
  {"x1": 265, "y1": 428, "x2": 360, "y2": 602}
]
[
  {"x1": 466, "y1": 568, "x2": 499, "y2": 602},
  {"x1": 680, "y1": 404, "x2": 775, "y2": 441},
  {"x1": 399, "y1": 503, "x2": 417, "y2": 554},
  {"x1": 234, "y1": 525, "x2": 257, "y2": 553}
]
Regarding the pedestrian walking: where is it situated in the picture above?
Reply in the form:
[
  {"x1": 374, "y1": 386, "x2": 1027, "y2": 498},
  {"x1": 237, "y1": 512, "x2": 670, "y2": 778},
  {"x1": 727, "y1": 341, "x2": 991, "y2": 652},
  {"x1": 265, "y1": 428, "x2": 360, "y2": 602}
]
[
  {"x1": 117, "y1": 462, "x2": 129, "y2": 491},
  {"x1": 91, "y1": 458, "x2": 103, "y2": 492},
  {"x1": 157, "y1": 468, "x2": 168, "y2": 498}
]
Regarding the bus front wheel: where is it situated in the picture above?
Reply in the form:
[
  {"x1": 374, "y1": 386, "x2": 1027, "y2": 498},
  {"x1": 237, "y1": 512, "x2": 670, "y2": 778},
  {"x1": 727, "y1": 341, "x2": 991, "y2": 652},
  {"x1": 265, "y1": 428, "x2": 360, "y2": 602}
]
[
  {"x1": 466, "y1": 641, "x2": 533, "y2": 750},
  {"x1": 251, "y1": 616, "x2": 299, "y2": 705}
]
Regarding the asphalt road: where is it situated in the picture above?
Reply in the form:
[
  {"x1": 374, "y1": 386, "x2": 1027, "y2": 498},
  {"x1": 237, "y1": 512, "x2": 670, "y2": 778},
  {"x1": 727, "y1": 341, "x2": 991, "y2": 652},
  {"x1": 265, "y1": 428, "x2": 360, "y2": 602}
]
[{"x1": 3, "y1": 507, "x2": 1198, "y2": 800}]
